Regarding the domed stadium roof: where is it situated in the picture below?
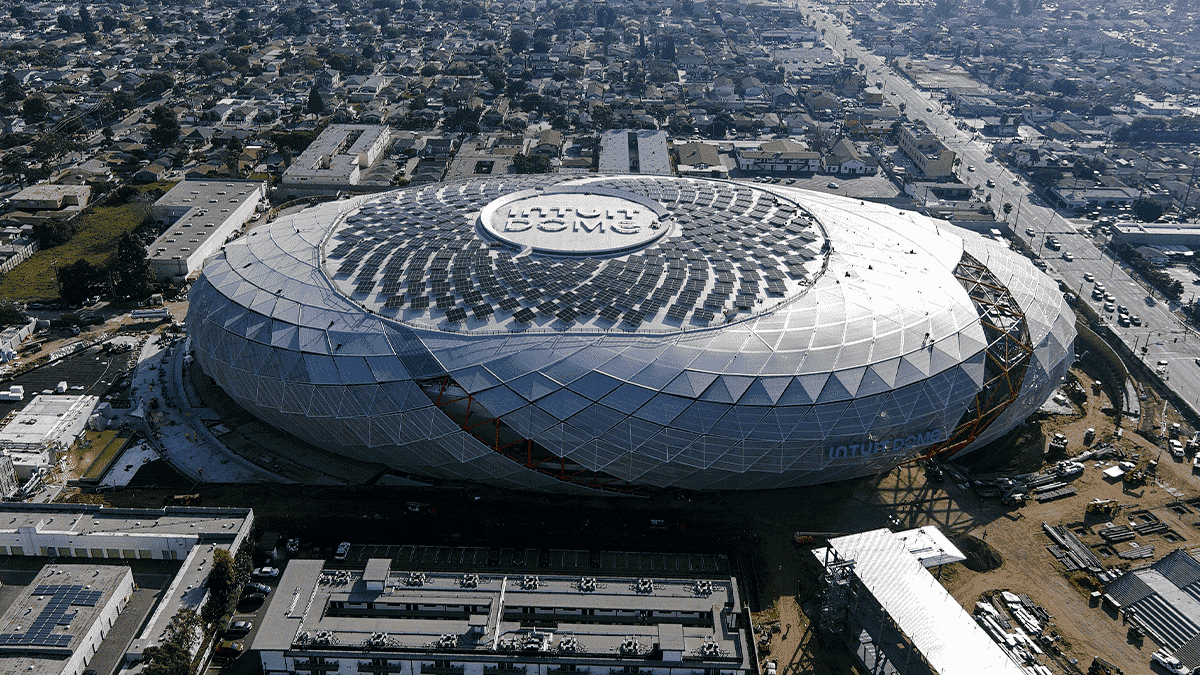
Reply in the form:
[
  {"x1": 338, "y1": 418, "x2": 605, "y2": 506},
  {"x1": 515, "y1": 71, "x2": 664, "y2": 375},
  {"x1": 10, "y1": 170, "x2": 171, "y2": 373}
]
[{"x1": 186, "y1": 175, "x2": 1074, "y2": 493}]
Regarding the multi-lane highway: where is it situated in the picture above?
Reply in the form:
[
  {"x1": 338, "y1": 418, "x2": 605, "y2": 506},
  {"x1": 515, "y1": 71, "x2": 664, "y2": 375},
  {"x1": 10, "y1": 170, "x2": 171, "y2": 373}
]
[{"x1": 802, "y1": 3, "x2": 1200, "y2": 417}]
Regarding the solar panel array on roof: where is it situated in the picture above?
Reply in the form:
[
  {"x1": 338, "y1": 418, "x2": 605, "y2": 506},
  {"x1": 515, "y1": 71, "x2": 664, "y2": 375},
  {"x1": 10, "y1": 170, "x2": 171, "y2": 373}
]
[
  {"x1": 0, "y1": 584, "x2": 100, "y2": 648},
  {"x1": 323, "y1": 176, "x2": 825, "y2": 331}
]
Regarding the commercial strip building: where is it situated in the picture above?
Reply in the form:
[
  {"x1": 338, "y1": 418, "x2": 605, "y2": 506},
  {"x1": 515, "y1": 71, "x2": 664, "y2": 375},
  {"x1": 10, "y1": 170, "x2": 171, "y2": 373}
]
[
  {"x1": 0, "y1": 503, "x2": 254, "y2": 675},
  {"x1": 1108, "y1": 220, "x2": 1200, "y2": 249},
  {"x1": 897, "y1": 121, "x2": 957, "y2": 179},
  {"x1": 279, "y1": 124, "x2": 392, "y2": 199},
  {"x1": 734, "y1": 139, "x2": 821, "y2": 174},
  {"x1": 147, "y1": 179, "x2": 268, "y2": 281},
  {"x1": 8, "y1": 185, "x2": 92, "y2": 218},
  {"x1": 254, "y1": 558, "x2": 751, "y2": 675},
  {"x1": 814, "y1": 528, "x2": 1025, "y2": 675},
  {"x1": 1049, "y1": 185, "x2": 1140, "y2": 212}
]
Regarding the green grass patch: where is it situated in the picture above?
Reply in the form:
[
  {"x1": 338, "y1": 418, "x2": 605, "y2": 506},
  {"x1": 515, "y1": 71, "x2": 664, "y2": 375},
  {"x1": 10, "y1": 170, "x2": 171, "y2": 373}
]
[
  {"x1": 0, "y1": 181, "x2": 176, "y2": 302},
  {"x1": 81, "y1": 430, "x2": 131, "y2": 482}
]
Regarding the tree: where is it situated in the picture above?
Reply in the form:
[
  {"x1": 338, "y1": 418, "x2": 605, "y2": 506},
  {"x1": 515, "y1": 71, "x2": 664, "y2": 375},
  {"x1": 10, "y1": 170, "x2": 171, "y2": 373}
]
[
  {"x1": 512, "y1": 153, "x2": 551, "y2": 173},
  {"x1": 1051, "y1": 78, "x2": 1078, "y2": 95},
  {"x1": 660, "y1": 36, "x2": 676, "y2": 61},
  {"x1": 78, "y1": 4, "x2": 96, "y2": 32},
  {"x1": 225, "y1": 136, "x2": 244, "y2": 177},
  {"x1": 142, "y1": 609, "x2": 202, "y2": 675},
  {"x1": 1132, "y1": 198, "x2": 1164, "y2": 223},
  {"x1": 307, "y1": 85, "x2": 324, "y2": 118},
  {"x1": 34, "y1": 133, "x2": 84, "y2": 162},
  {"x1": 509, "y1": 28, "x2": 529, "y2": 53},
  {"x1": 203, "y1": 548, "x2": 237, "y2": 624},
  {"x1": 149, "y1": 105, "x2": 180, "y2": 148},
  {"x1": 108, "y1": 232, "x2": 152, "y2": 301},
  {"x1": 21, "y1": 96, "x2": 49, "y2": 124},
  {"x1": 58, "y1": 259, "x2": 105, "y2": 305},
  {"x1": 1, "y1": 72, "x2": 24, "y2": 103},
  {"x1": 0, "y1": 301, "x2": 26, "y2": 327},
  {"x1": 1002, "y1": 202, "x2": 1013, "y2": 221},
  {"x1": 2, "y1": 153, "x2": 25, "y2": 187}
]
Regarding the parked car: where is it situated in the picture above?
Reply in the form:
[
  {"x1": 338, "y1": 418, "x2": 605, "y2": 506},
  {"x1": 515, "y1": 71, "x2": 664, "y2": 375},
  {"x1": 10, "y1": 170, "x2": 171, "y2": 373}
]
[
  {"x1": 225, "y1": 620, "x2": 253, "y2": 637},
  {"x1": 252, "y1": 567, "x2": 280, "y2": 578},
  {"x1": 244, "y1": 582, "x2": 272, "y2": 595},
  {"x1": 216, "y1": 640, "x2": 245, "y2": 658},
  {"x1": 335, "y1": 541, "x2": 351, "y2": 560},
  {"x1": 239, "y1": 592, "x2": 267, "y2": 607}
]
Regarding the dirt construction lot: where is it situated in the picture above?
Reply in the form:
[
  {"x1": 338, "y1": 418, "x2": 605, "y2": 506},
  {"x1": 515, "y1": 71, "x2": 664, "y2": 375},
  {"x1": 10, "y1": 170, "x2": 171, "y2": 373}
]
[{"x1": 735, "y1": 351, "x2": 1200, "y2": 675}]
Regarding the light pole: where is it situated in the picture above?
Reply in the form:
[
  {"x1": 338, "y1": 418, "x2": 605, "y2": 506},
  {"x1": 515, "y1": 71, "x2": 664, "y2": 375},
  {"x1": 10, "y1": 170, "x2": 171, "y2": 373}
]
[{"x1": 50, "y1": 259, "x2": 60, "y2": 291}]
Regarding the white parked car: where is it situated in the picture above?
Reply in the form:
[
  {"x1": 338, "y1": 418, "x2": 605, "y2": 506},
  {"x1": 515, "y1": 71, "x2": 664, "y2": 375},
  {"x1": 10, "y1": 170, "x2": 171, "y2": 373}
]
[{"x1": 252, "y1": 566, "x2": 280, "y2": 578}]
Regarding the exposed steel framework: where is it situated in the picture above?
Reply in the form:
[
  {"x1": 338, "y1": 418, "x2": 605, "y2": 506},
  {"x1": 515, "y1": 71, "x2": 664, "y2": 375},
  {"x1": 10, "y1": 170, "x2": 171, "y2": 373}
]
[
  {"x1": 921, "y1": 252, "x2": 1034, "y2": 461},
  {"x1": 419, "y1": 375, "x2": 654, "y2": 494}
]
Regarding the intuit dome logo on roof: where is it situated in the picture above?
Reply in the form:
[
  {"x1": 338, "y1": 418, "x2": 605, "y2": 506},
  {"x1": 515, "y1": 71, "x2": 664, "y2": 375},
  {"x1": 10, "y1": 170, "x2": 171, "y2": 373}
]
[
  {"x1": 502, "y1": 205, "x2": 646, "y2": 235},
  {"x1": 480, "y1": 185, "x2": 671, "y2": 256}
]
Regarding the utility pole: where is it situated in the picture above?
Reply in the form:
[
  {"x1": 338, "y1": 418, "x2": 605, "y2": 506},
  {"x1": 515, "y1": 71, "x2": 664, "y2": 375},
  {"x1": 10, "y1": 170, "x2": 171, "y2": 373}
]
[{"x1": 1183, "y1": 158, "x2": 1199, "y2": 215}]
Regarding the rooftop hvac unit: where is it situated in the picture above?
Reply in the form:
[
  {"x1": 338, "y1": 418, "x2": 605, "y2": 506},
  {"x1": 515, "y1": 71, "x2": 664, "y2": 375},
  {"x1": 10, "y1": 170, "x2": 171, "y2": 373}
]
[
  {"x1": 520, "y1": 575, "x2": 540, "y2": 590},
  {"x1": 578, "y1": 577, "x2": 597, "y2": 592},
  {"x1": 523, "y1": 631, "x2": 553, "y2": 652},
  {"x1": 461, "y1": 573, "x2": 480, "y2": 588},
  {"x1": 557, "y1": 636, "x2": 580, "y2": 653},
  {"x1": 620, "y1": 637, "x2": 643, "y2": 655},
  {"x1": 634, "y1": 578, "x2": 654, "y2": 594}
]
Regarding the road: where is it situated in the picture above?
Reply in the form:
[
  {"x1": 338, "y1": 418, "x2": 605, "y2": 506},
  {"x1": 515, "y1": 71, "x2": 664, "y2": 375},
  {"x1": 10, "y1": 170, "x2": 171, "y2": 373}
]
[{"x1": 803, "y1": 3, "x2": 1200, "y2": 419}]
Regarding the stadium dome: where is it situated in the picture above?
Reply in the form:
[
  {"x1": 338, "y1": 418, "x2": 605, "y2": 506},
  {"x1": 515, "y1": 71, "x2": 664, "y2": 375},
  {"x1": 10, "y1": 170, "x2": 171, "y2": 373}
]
[{"x1": 186, "y1": 175, "x2": 1074, "y2": 493}]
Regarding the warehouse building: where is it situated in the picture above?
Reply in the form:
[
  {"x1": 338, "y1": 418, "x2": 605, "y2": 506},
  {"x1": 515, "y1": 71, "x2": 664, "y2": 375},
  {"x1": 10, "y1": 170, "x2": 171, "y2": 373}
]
[
  {"x1": 254, "y1": 559, "x2": 751, "y2": 675},
  {"x1": 279, "y1": 124, "x2": 392, "y2": 199},
  {"x1": 147, "y1": 179, "x2": 267, "y2": 281}
]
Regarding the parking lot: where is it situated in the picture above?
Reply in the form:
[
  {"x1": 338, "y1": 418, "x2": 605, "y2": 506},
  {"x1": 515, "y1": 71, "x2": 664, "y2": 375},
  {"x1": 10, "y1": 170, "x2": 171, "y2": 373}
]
[{"x1": 204, "y1": 568, "x2": 282, "y2": 675}]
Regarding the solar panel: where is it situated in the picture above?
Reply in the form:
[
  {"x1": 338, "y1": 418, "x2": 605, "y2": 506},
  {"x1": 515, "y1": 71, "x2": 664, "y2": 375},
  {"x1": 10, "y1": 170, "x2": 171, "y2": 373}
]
[
  {"x1": 446, "y1": 307, "x2": 467, "y2": 322},
  {"x1": 512, "y1": 308, "x2": 536, "y2": 323},
  {"x1": 598, "y1": 306, "x2": 621, "y2": 322}
]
